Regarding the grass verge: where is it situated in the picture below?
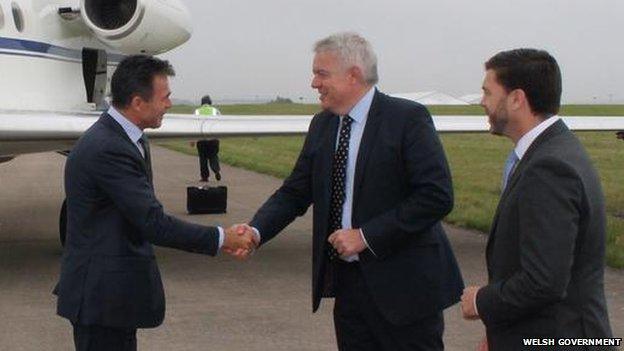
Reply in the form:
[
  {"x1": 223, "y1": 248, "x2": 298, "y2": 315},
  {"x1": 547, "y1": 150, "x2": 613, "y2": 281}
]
[{"x1": 161, "y1": 104, "x2": 624, "y2": 268}]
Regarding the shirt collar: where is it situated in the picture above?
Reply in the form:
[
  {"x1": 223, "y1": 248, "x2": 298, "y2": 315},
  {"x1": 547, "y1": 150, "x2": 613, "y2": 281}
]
[
  {"x1": 345, "y1": 87, "x2": 376, "y2": 123},
  {"x1": 107, "y1": 106, "x2": 144, "y2": 144},
  {"x1": 514, "y1": 115, "x2": 561, "y2": 160}
]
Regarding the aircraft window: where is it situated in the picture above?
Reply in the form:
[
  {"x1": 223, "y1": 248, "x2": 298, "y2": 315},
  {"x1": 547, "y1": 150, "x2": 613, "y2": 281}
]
[
  {"x1": 0, "y1": 5, "x2": 4, "y2": 29},
  {"x1": 11, "y1": 2, "x2": 24, "y2": 32}
]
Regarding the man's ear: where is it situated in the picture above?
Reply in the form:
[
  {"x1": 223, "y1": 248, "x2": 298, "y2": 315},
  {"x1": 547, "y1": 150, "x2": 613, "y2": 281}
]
[
  {"x1": 508, "y1": 89, "x2": 527, "y2": 111},
  {"x1": 129, "y1": 95, "x2": 144, "y2": 112},
  {"x1": 348, "y1": 66, "x2": 364, "y2": 85}
]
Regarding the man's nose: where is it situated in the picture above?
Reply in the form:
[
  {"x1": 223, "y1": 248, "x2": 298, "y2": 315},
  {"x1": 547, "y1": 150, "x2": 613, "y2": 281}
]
[{"x1": 311, "y1": 76, "x2": 320, "y2": 89}]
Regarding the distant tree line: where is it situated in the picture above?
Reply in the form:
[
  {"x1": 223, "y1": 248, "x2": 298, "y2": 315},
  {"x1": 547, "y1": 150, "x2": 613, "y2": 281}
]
[{"x1": 268, "y1": 96, "x2": 293, "y2": 104}]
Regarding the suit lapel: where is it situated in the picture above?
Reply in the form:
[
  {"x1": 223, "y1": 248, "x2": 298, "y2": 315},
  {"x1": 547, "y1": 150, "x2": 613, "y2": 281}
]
[
  {"x1": 141, "y1": 135, "x2": 154, "y2": 184},
  {"x1": 496, "y1": 119, "x2": 568, "y2": 208},
  {"x1": 324, "y1": 114, "x2": 340, "y2": 166},
  {"x1": 317, "y1": 114, "x2": 340, "y2": 294},
  {"x1": 486, "y1": 119, "x2": 569, "y2": 259},
  {"x1": 100, "y1": 113, "x2": 153, "y2": 184},
  {"x1": 353, "y1": 90, "x2": 383, "y2": 206},
  {"x1": 318, "y1": 114, "x2": 340, "y2": 235}
]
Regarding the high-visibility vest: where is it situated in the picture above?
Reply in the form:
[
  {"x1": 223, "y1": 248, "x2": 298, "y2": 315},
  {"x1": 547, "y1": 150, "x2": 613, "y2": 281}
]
[{"x1": 194, "y1": 105, "x2": 221, "y2": 116}]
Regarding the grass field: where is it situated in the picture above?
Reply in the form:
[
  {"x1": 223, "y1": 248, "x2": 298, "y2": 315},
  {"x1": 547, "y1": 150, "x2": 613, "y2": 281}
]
[
  {"x1": 169, "y1": 103, "x2": 624, "y2": 116},
  {"x1": 160, "y1": 104, "x2": 624, "y2": 268}
]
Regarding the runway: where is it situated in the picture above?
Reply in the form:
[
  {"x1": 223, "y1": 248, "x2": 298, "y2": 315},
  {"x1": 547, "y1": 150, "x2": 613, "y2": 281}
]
[{"x1": 0, "y1": 146, "x2": 621, "y2": 350}]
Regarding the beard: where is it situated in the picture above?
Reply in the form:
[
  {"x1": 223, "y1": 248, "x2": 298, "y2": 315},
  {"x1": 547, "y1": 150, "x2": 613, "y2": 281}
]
[{"x1": 487, "y1": 100, "x2": 509, "y2": 136}]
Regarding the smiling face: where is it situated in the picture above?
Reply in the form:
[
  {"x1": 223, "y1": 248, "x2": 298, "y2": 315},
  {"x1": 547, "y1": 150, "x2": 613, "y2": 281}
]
[
  {"x1": 134, "y1": 74, "x2": 172, "y2": 129},
  {"x1": 310, "y1": 51, "x2": 358, "y2": 115}
]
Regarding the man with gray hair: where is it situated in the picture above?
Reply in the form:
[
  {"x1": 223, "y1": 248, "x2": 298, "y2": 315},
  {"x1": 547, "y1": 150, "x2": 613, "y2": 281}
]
[{"x1": 232, "y1": 32, "x2": 463, "y2": 350}]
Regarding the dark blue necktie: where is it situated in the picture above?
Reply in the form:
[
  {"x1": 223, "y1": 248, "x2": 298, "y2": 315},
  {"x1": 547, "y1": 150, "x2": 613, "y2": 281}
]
[
  {"x1": 327, "y1": 115, "x2": 353, "y2": 260},
  {"x1": 138, "y1": 135, "x2": 153, "y2": 183}
]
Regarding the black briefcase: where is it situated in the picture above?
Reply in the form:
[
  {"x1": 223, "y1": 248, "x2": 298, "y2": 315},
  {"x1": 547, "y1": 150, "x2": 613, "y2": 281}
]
[{"x1": 187, "y1": 186, "x2": 227, "y2": 214}]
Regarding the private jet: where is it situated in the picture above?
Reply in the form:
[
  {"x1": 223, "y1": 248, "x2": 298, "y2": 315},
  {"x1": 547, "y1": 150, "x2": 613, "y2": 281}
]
[{"x1": 1, "y1": 0, "x2": 623, "y2": 245}]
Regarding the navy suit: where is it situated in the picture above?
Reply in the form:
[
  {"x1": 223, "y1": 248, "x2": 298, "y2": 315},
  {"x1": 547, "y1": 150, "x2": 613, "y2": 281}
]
[
  {"x1": 250, "y1": 91, "x2": 464, "y2": 349},
  {"x1": 55, "y1": 113, "x2": 220, "y2": 331}
]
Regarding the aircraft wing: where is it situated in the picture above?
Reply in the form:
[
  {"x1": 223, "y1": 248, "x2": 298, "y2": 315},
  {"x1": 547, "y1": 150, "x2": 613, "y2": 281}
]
[
  {"x1": 432, "y1": 115, "x2": 624, "y2": 132},
  {"x1": 0, "y1": 111, "x2": 314, "y2": 156},
  {"x1": 2, "y1": 110, "x2": 624, "y2": 157}
]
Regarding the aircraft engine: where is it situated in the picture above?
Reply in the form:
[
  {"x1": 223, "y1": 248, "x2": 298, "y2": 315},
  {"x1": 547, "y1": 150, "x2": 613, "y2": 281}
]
[{"x1": 80, "y1": 0, "x2": 192, "y2": 55}]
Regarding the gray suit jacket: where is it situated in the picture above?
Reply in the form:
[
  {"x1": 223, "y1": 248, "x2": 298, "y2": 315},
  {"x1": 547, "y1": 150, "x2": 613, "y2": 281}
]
[
  {"x1": 476, "y1": 120, "x2": 613, "y2": 350},
  {"x1": 55, "y1": 113, "x2": 220, "y2": 329}
]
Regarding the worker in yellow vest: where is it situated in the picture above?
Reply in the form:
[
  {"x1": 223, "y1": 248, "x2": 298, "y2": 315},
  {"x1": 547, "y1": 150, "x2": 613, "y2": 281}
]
[
  {"x1": 194, "y1": 95, "x2": 221, "y2": 181},
  {"x1": 195, "y1": 95, "x2": 221, "y2": 116}
]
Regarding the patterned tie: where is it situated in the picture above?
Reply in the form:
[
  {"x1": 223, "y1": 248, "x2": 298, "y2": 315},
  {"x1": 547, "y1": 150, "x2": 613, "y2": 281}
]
[
  {"x1": 501, "y1": 150, "x2": 519, "y2": 192},
  {"x1": 327, "y1": 115, "x2": 353, "y2": 260},
  {"x1": 138, "y1": 135, "x2": 153, "y2": 183}
]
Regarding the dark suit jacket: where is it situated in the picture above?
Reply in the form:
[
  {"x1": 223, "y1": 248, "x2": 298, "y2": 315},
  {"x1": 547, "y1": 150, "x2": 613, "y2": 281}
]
[
  {"x1": 55, "y1": 113, "x2": 220, "y2": 329},
  {"x1": 476, "y1": 120, "x2": 613, "y2": 350},
  {"x1": 250, "y1": 90, "x2": 464, "y2": 325}
]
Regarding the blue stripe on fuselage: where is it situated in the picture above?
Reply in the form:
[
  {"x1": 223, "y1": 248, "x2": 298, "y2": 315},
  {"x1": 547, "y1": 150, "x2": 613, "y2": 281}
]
[{"x1": 0, "y1": 36, "x2": 125, "y2": 63}]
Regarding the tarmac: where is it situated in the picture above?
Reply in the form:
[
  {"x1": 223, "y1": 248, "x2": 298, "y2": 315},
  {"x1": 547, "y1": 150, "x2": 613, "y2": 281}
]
[{"x1": 0, "y1": 146, "x2": 621, "y2": 350}]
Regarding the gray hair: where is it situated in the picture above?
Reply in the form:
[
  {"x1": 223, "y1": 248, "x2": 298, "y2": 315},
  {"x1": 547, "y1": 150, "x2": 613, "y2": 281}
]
[{"x1": 314, "y1": 32, "x2": 379, "y2": 85}]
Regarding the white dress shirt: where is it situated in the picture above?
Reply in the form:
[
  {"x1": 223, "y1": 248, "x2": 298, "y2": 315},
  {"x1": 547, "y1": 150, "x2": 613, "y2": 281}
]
[
  {"x1": 513, "y1": 115, "x2": 561, "y2": 161},
  {"x1": 107, "y1": 107, "x2": 145, "y2": 157}
]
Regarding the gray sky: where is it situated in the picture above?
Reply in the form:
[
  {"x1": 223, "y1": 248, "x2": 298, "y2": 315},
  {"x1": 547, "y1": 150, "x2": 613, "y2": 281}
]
[{"x1": 161, "y1": 0, "x2": 623, "y2": 104}]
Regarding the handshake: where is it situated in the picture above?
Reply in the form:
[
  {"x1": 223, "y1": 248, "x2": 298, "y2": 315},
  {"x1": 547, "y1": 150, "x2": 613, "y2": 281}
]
[
  {"x1": 221, "y1": 223, "x2": 259, "y2": 260},
  {"x1": 219, "y1": 225, "x2": 368, "y2": 260}
]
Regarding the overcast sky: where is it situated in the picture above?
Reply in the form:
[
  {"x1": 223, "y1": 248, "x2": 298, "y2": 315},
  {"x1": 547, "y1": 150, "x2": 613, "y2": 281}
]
[{"x1": 161, "y1": 0, "x2": 623, "y2": 104}]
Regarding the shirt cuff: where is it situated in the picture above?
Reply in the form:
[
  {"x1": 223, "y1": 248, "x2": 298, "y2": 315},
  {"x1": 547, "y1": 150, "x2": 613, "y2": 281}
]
[
  {"x1": 359, "y1": 228, "x2": 376, "y2": 257},
  {"x1": 217, "y1": 226, "x2": 224, "y2": 252},
  {"x1": 473, "y1": 288, "x2": 480, "y2": 317},
  {"x1": 251, "y1": 227, "x2": 261, "y2": 244}
]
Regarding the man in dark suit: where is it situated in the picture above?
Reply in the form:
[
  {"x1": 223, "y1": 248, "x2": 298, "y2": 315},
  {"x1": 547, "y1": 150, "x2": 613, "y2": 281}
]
[
  {"x1": 460, "y1": 49, "x2": 613, "y2": 350},
  {"x1": 233, "y1": 32, "x2": 463, "y2": 350},
  {"x1": 54, "y1": 55, "x2": 256, "y2": 351}
]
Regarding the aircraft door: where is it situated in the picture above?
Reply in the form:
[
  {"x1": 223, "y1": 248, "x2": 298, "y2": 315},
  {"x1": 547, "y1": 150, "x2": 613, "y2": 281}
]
[{"x1": 82, "y1": 48, "x2": 108, "y2": 110}]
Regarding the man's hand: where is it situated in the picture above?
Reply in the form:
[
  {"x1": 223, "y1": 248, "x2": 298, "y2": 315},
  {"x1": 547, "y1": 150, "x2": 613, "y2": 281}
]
[
  {"x1": 327, "y1": 229, "x2": 366, "y2": 257},
  {"x1": 461, "y1": 286, "x2": 481, "y2": 320},
  {"x1": 476, "y1": 336, "x2": 488, "y2": 351},
  {"x1": 222, "y1": 224, "x2": 258, "y2": 260},
  {"x1": 617, "y1": 131, "x2": 624, "y2": 140}
]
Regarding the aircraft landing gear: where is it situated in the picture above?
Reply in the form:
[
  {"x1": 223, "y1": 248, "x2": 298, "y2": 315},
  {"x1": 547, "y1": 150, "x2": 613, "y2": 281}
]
[{"x1": 59, "y1": 199, "x2": 67, "y2": 247}]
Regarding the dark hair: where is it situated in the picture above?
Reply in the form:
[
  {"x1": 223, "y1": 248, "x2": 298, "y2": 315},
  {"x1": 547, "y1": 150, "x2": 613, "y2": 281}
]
[
  {"x1": 111, "y1": 55, "x2": 175, "y2": 108},
  {"x1": 201, "y1": 95, "x2": 212, "y2": 105},
  {"x1": 485, "y1": 48, "x2": 561, "y2": 116}
]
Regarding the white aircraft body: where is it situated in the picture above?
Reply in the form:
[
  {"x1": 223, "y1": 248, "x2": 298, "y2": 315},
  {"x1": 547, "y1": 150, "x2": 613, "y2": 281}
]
[
  {"x1": 1, "y1": 0, "x2": 623, "y2": 243},
  {"x1": 0, "y1": 0, "x2": 194, "y2": 156},
  {"x1": 2, "y1": 0, "x2": 624, "y2": 161}
]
